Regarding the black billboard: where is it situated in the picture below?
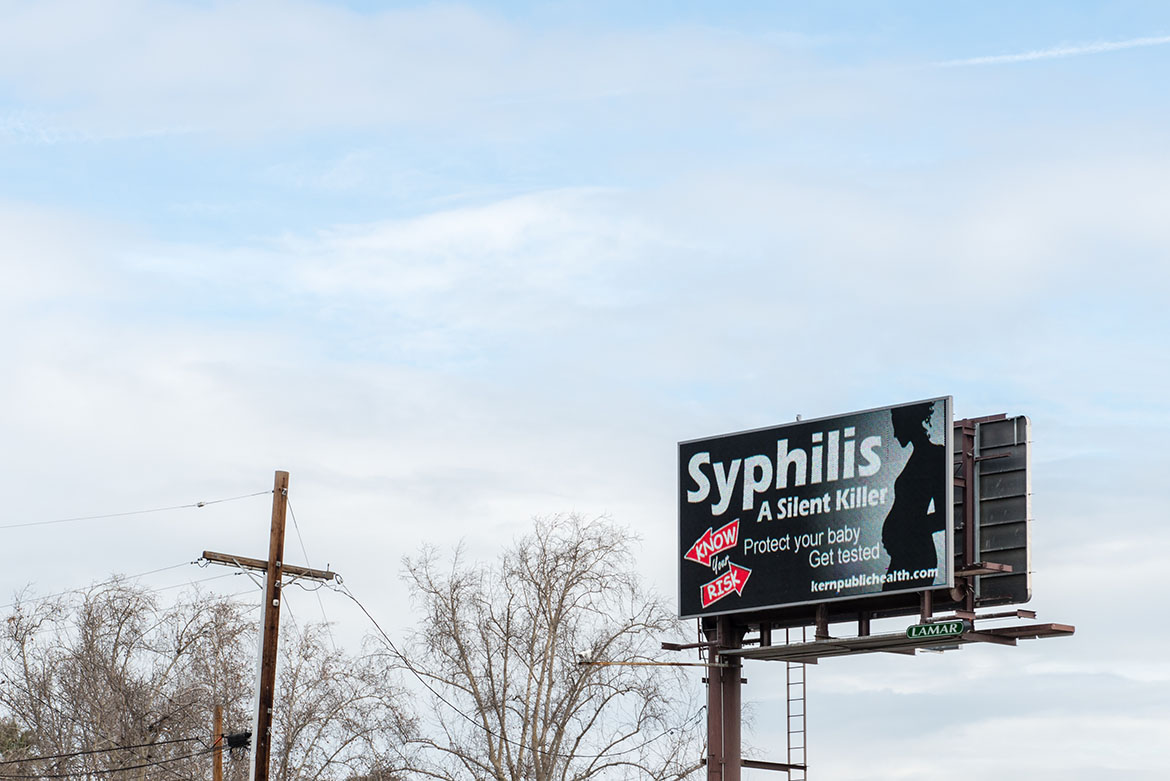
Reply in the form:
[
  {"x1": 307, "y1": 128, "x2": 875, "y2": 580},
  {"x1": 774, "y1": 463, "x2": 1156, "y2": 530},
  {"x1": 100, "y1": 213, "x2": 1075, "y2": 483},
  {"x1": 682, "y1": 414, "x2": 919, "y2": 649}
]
[{"x1": 678, "y1": 398, "x2": 953, "y2": 618}]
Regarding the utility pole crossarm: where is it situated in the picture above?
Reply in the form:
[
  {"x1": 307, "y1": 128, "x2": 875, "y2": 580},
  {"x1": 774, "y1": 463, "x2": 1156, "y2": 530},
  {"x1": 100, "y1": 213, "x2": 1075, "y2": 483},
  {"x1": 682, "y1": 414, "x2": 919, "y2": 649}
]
[{"x1": 201, "y1": 550, "x2": 336, "y2": 582}]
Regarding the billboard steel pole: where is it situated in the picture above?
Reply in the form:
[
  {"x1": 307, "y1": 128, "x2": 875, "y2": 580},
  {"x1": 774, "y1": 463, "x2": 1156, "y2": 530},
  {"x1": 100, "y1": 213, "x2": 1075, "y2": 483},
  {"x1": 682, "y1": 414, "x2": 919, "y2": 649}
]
[
  {"x1": 721, "y1": 617, "x2": 743, "y2": 781},
  {"x1": 705, "y1": 617, "x2": 744, "y2": 781},
  {"x1": 705, "y1": 622, "x2": 723, "y2": 781},
  {"x1": 960, "y1": 421, "x2": 977, "y2": 614}
]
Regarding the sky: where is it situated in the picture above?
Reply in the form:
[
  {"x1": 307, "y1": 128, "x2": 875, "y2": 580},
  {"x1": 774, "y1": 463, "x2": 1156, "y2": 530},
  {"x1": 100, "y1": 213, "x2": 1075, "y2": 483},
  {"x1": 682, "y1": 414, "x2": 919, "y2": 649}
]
[{"x1": 2, "y1": 1, "x2": 1169, "y2": 778}]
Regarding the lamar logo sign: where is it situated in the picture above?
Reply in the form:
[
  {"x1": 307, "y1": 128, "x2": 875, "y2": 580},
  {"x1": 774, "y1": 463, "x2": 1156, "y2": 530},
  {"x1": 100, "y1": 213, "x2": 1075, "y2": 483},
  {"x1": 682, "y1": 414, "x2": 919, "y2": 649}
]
[
  {"x1": 906, "y1": 620, "x2": 968, "y2": 640},
  {"x1": 684, "y1": 519, "x2": 740, "y2": 567}
]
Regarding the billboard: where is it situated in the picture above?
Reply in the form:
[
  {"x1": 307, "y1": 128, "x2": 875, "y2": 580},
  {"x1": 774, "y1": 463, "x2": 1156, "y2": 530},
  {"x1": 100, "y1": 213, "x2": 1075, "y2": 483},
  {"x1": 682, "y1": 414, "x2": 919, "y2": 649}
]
[{"x1": 679, "y1": 398, "x2": 953, "y2": 618}]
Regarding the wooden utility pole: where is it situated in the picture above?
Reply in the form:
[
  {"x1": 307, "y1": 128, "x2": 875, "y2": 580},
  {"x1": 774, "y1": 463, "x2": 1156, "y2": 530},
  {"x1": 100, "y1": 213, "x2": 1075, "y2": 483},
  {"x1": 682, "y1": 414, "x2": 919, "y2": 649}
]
[
  {"x1": 253, "y1": 469, "x2": 289, "y2": 781},
  {"x1": 200, "y1": 470, "x2": 337, "y2": 781},
  {"x1": 213, "y1": 704, "x2": 223, "y2": 781}
]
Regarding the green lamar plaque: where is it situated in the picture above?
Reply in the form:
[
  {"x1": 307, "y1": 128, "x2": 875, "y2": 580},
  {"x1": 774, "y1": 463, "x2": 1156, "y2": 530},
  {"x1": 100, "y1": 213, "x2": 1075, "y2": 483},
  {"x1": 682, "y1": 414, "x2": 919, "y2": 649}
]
[{"x1": 906, "y1": 620, "x2": 968, "y2": 640}]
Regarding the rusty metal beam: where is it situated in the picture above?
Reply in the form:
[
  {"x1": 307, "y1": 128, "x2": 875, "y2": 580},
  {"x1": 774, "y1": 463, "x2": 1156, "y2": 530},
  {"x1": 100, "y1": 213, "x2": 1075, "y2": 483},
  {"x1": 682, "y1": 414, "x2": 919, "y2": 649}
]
[
  {"x1": 975, "y1": 609, "x2": 1037, "y2": 621},
  {"x1": 982, "y1": 623, "x2": 1075, "y2": 640},
  {"x1": 701, "y1": 759, "x2": 806, "y2": 773},
  {"x1": 956, "y1": 561, "x2": 1014, "y2": 576},
  {"x1": 963, "y1": 631, "x2": 1017, "y2": 647},
  {"x1": 725, "y1": 619, "x2": 1076, "y2": 663},
  {"x1": 814, "y1": 604, "x2": 829, "y2": 640}
]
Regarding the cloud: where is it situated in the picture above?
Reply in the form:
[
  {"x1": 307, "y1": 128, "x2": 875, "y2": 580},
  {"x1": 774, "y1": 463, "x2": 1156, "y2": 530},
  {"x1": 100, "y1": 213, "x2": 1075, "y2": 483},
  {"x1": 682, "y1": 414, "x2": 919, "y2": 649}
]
[
  {"x1": 826, "y1": 712, "x2": 1167, "y2": 779},
  {"x1": 96, "y1": 144, "x2": 1170, "y2": 438},
  {"x1": 0, "y1": 203, "x2": 131, "y2": 304},
  {"x1": 937, "y1": 34, "x2": 1170, "y2": 67},
  {"x1": 0, "y1": 0, "x2": 809, "y2": 138}
]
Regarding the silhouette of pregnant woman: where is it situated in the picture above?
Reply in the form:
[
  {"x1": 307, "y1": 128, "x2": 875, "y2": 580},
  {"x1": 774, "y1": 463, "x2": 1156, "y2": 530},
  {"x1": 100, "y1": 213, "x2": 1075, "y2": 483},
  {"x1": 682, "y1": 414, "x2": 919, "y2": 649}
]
[{"x1": 881, "y1": 401, "x2": 945, "y2": 591}]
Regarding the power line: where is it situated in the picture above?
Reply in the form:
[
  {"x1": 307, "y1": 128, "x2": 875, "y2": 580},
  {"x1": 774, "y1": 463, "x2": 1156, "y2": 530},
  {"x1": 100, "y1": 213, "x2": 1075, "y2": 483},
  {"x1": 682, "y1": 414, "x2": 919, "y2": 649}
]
[
  {"x1": 0, "y1": 673, "x2": 202, "y2": 781},
  {"x1": 0, "y1": 736, "x2": 203, "y2": 766},
  {"x1": 0, "y1": 570, "x2": 256, "y2": 641},
  {"x1": 286, "y1": 498, "x2": 336, "y2": 649},
  {"x1": 150, "y1": 572, "x2": 242, "y2": 593},
  {"x1": 0, "y1": 747, "x2": 214, "y2": 779},
  {"x1": 0, "y1": 563, "x2": 261, "y2": 613},
  {"x1": 0, "y1": 489, "x2": 272, "y2": 531},
  {"x1": 0, "y1": 562, "x2": 195, "y2": 610}
]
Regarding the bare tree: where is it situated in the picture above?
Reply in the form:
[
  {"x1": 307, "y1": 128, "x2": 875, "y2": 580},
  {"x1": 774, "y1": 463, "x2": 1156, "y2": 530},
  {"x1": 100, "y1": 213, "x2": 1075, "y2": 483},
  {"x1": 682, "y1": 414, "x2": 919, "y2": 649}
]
[
  {"x1": 0, "y1": 580, "x2": 410, "y2": 781},
  {"x1": 0, "y1": 582, "x2": 244, "y2": 780},
  {"x1": 395, "y1": 514, "x2": 702, "y2": 781},
  {"x1": 272, "y1": 622, "x2": 412, "y2": 781}
]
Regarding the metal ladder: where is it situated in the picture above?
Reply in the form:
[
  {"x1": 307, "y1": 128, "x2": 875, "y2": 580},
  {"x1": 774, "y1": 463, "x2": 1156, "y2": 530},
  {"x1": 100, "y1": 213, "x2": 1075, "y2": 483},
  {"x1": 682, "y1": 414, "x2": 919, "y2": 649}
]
[{"x1": 785, "y1": 626, "x2": 807, "y2": 780}]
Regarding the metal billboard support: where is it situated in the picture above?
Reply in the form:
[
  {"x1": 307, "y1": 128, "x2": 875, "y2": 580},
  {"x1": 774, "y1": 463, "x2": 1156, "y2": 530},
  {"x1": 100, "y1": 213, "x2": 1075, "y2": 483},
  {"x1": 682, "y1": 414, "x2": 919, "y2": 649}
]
[
  {"x1": 704, "y1": 617, "x2": 744, "y2": 781},
  {"x1": 700, "y1": 618, "x2": 806, "y2": 778}
]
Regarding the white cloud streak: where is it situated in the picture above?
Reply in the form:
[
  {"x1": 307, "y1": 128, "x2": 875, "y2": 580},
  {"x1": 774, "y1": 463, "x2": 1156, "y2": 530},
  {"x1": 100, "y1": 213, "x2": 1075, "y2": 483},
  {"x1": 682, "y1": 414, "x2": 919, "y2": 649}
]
[{"x1": 938, "y1": 34, "x2": 1170, "y2": 67}]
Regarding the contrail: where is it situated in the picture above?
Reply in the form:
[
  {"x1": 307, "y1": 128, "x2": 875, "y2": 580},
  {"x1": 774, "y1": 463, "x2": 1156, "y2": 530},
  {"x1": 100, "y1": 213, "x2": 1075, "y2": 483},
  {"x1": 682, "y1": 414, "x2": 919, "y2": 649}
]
[{"x1": 937, "y1": 34, "x2": 1170, "y2": 67}]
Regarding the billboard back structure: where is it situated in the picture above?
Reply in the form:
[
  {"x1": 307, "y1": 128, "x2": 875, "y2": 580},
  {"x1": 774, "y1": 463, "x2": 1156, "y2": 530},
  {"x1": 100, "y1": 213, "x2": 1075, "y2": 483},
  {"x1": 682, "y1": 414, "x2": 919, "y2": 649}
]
[
  {"x1": 678, "y1": 397, "x2": 953, "y2": 619},
  {"x1": 958, "y1": 414, "x2": 1032, "y2": 607}
]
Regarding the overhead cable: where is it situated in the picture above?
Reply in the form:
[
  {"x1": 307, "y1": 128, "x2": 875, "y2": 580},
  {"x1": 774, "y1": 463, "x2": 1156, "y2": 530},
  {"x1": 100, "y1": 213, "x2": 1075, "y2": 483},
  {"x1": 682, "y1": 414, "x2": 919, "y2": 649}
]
[
  {"x1": 0, "y1": 674, "x2": 202, "y2": 781},
  {"x1": 0, "y1": 562, "x2": 195, "y2": 610},
  {"x1": 0, "y1": 747, "x2": 214, "y2": 779},
  {"x1": 0, "y1": 736, "x2": 203, "y2": 766},
  {"x1": 0, "y1": 489, "x2": 272, "y2": 531},
  {"x1": 287, "y1": 498, "x2": 336, "y2": 649}
]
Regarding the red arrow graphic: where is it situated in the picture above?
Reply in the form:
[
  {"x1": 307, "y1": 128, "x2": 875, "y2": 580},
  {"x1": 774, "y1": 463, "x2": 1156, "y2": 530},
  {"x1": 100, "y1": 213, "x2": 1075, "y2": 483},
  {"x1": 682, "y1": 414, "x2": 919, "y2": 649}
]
[
  {"x1": 699, "y1": 562, "x2": 752, "y2": 609},
  {"x1": 684, "y1": 519, "x2": 740, "y2": 567}
]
